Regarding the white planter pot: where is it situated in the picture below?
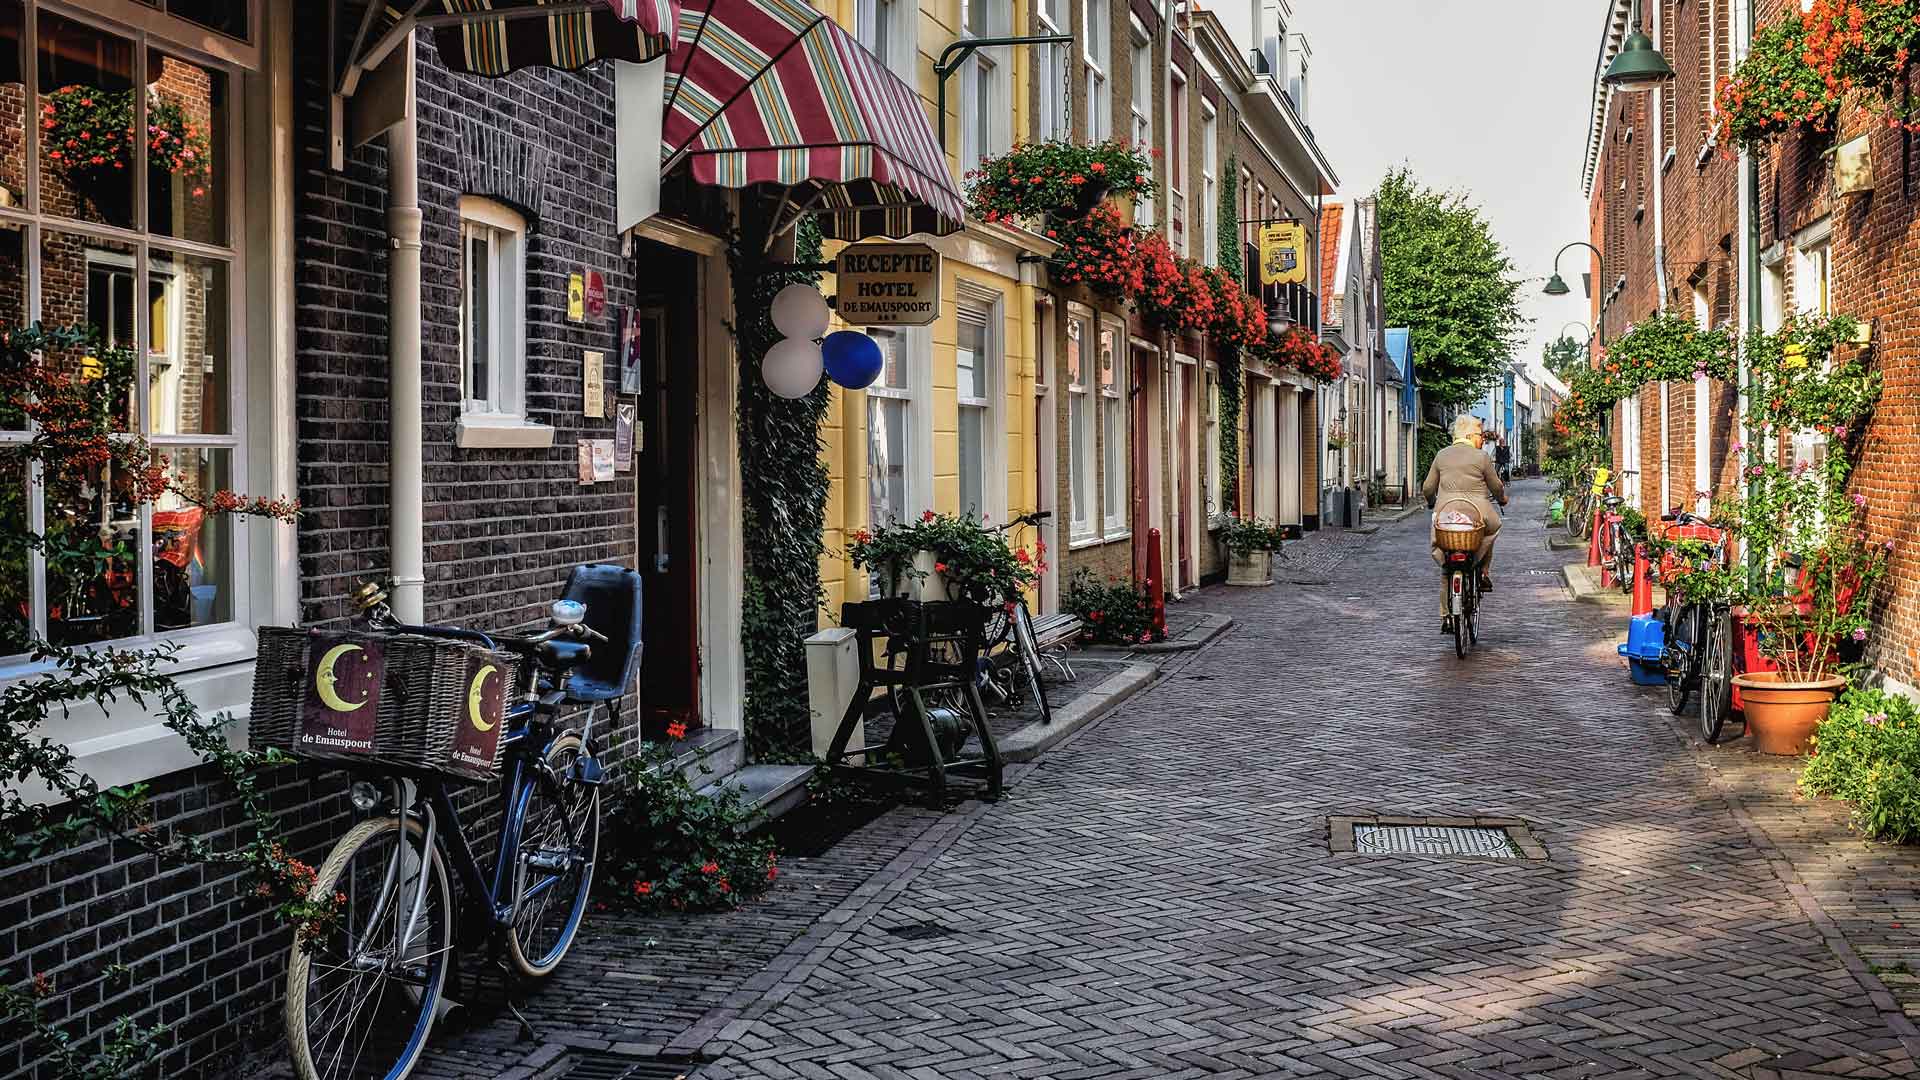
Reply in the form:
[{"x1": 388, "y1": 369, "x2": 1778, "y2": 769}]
[
  {"x1": 888, "y1": 550, "x2": 950, "y2": 601},
  {"x1": 1227, "y1": 549, "x2": 1273, "y2": 587}
]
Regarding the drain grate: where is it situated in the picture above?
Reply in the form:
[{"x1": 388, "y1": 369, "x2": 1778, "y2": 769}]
[
  {"x1": 551, "y1": 1054, "x2": 707, "y2": 1080},
  {"x1": 1328, "y1": 815, "x2": 1548, "y2": 860},
  {"x1": 885, "y1": 921, "x2": 954, "y2": 940},
  {"x1": 1355, "y1": 824, "x2": 1517, "y2": 858}
]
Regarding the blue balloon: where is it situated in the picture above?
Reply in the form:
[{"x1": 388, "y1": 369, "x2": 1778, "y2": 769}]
[{"x1": 822, "y1": 330, "x2": 885, "y2": 390}]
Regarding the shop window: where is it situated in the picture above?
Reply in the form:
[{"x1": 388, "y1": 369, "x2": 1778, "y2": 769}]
[
  {"x1": 1099, "y1": 323, "x2": 1127, "y2": 535},
  {"x1": 1067, "y1": 311, "x2": 1094, "y2": 541}
]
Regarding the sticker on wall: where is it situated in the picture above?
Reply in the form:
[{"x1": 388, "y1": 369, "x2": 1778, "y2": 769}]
[
  {"x1": 590, "y1": 438, "x2": 616, "y2": 482},
  {"x1": 615, "y1": 402, "x2": 636, "y2": 470},
  {"x1": 619, "y1": 308, "x2": 645, "y2": 395},
  {"x1": 585, "y1": 270, "x2": 607, "y2": 319},
  {"x1": 578, "y1": 440, "x2": 595, "y2": 485},
  {"x1": 583, "y1": 349, "x2": 606, "y2": 418},
  {"x1": 568, "y1": 272, "x2": 586, "y2": 322}
]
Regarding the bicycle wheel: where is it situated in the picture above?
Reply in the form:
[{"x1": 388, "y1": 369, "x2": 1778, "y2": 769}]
[
  {"x1": 1011, "y1": 604, "x2": 1053, "y2": 726},
  {"x1": 1700, "y1": 606, "x2": 1734, "y2": 744},
  {"x1": 1613, "y1": 530, "x2": 1635, "y2": 594},
  {"x1": 1451, "y1": 576, "x2": 1470, "y2": 658},
  {"x1": 286, "y1": 815, "x2": 452, "y2": 1080},
  {"x1": 1666, "y1": 601, "x2": 1695, "y2": 715},
  {"x1": 1570, "y1": 494, "x2": 1593, "y2": 540},
  {"x1": 507, "y1": 731, "x2": 601, "y2": 978}
]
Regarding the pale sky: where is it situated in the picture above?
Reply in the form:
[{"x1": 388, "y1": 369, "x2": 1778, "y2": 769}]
[{"x1": 1294, "y1": 0, "x2": 1603, "y2": 382}]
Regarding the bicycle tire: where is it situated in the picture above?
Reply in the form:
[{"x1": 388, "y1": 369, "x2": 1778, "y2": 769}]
[
  {"x1": 286, "y1": 815, "x2": 452, "y2": 1080},
  {"x1": 1452, "y1": 576, "x2": 1469, "y2": 658},
  {"x1": 1570, "y1": 494, "x2": 1593, "y2": 540},
  {"x1": 1613, "y1": 528, "x2": 1635, "y2": 594},
  {"x1": 506, "y1": 731, "x2": 601, "y2": 978},
  {"x1": 1012, "y1": 604, "x2": 1053, "y2": 726},
  {"x1": 1700, "y1": 606, "x2": 1734, "y2": 744},
  {"x1": 1666, "y1": 602, "x2": 1695, "y2": 715}
]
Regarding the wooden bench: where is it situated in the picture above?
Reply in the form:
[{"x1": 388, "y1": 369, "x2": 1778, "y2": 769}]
[{"x1": 1028, "y1": 612, "x2": 1082, "y2": 681}]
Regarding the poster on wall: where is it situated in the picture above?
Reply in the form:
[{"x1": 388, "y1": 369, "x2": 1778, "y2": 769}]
[
  {"x1": 567, "y1": 272, "x2": 586, "y2": 322},
  {"x1": 615, "y1": 402, "x2": 636, "y2": 469},
  {"x1": 585, "y1": 270, "x2": 607, "y2": 319},
  {"x1": 590, "y1": 439, "x2": 615, "y2": 482},
  {"x1": 583, "y1": 350, "x2": 606, "y2": 418},
  {"x1": 619, "y1": 308, "x2": 644, "y2": 394},
  {"x1": 577, "y1": 440, "x2": 595, "y2": 485}
]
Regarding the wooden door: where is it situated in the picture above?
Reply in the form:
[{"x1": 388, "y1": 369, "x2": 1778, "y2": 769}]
[{"x1": 634, "y1": 241, "x2": 701, "y2": 734}]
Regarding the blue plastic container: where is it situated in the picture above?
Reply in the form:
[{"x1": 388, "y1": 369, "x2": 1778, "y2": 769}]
[{"x1": 1618, "y1": 613, "x2": 1667, "y2": 685}]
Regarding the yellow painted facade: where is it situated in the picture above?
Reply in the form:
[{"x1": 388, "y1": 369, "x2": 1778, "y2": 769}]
[{"x1": 813, "y1": 0, "x2": 1048, "y2": 623}]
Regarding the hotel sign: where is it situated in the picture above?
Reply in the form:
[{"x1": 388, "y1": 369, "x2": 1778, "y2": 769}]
[{"x1": 835, "y1": 243, "x2": 941, "y2": 326}]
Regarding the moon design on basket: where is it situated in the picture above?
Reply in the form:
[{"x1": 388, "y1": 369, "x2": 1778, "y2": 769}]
[
  {"x1": 468, "y1": 664, "x2": 499, "y2": 732},
  {"x1": 314, "y1": 644, "x2": 369, "y2": 713}
]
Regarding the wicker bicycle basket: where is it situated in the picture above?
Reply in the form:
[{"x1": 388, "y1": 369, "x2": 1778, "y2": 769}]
[
  {"x1": 249, "y1": 626, "x2": 519, "y2": 782},
  {"x1": 1433, "y1": 521, "x2": 1486, "y2": 553}
]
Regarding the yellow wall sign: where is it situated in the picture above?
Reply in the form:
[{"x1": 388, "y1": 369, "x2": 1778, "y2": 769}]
[
  {"x1": 567, "y1": 272, "x2": 586, "y2": 322},
  {"x1": 1259, "y1": 222, "x2": 1306, "y2": 287}
]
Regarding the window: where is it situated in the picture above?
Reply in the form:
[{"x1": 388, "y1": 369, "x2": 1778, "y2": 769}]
[
  {"x1": 1287, "y1": 34, "x2": 1309, "y2": 122},
  {"x1": 0, "y1": 6, "x2": 251, "y2": 654},
  {"x1": 1794, "y1": 226, "x2": 1831, "y2": 318},
  {"x1": 1100, "y1": 324, "x2": 1128, "y2": 535},
  {"x1": 960, "y1": 1, "x2": 1009, "y2": 169},
  {"x1": 1067, "y1": 312, "x2": 1094, "y2": 540},
  {"x1": 1204, "y1": 364, "x2": 1221, "y2": 518},
  {"x1": 1762, "y1": 254, "x2": 1787, "y2": 334},
  {"x1": 1201, "y1": 103, "x2": 1217, "y2": 265},
  {"x1": 955, "y1": 303, "x2": 996, "y2": 519},
  {"x1": 855, "y1": 0, "x2": 911, "y2": 69},
  {"x1": 1083, "y1": 0, "x2": 1110, "y2": 140},
  {"x1": 1170, "y1": 70, "x2": 1187, "y2": 255},
  {"x1": 1130, "y1": 24, "x2": 1152, "y2": 225},
  {"x1": 866, "y1": 326, "x2": 913, "y2": 534},
  {"x1": 457, "y1": 197, "x2": 548, "y2": 447},
  {"x1": 1034, "y1": 2, "x2": 1070, "y2": 142}
]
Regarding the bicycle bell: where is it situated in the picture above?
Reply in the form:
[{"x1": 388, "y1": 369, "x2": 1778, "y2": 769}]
[{"x1": 550, "y1": 599, "x2": 587, "y2": 626}]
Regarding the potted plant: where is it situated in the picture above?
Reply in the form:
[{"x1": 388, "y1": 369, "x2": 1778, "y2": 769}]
[
  {"x1": 847, "y1": 510, "x2": 1037, "y2": 606},
  {"x1": 1134, "y1": 232, "x2": 1215, "y2": 336},
  {"x1": 1725, "y1": 314, "x2": 1889, "y2": 754},
  {"x1": 1044, "y1": 202, "x2": 1144, "y2": 301},
  {"x1": 1221, "y1": 515, "x2": 1286, "y2": 586},
  {"x1": 963, "y1": 138, "x2": 1156, "y2": 226}
]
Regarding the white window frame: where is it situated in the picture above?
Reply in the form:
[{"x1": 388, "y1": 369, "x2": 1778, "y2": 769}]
[
  {"x1": 1083, "y1": 0, "x2": 1110, "y2": 140},
  {"x1": 1201, "y1": 102, "x2": 1218, "y2": 266},
  {"x1": 960, "y1": 2, "x2": 1010, "y2": 171},
  {"x1": 1, "y1": 0, "x2": 296, "y2": 794},
  {"x1": 1034, "y1": 2, "x2": 1070, "y2": 141},
  {"x1": 1099, "y1": 318, "x2": 1129, "y2": 537},
  {"x1": 954, "y1": 284, "x2": 1006, "y2": 522},
  {"x1": 1129, "y1": 20, "x2": 1153, "y2": 227},
  {"x1": 1204, "y1": 361, "x2": 1222, "y2": 521},
  {"x1": 1067, "y1": 306, "x2": 1096, "y2": 543},
  {"x1": 1793, "y1": 217, "x2": 1832, "y2": 319},
  {"x1": 455, "y1": 196, "x2": 552, "y2": 449},
  {"x1": 855, "y1": 0, "x2": 913, "y2": 70},
  {"x1": 1761, "y1": 246, "x2": 1787, "y2": 334},
  {"x1": 1169, "y1": 68, "x2": 1187, "y2": 255}
]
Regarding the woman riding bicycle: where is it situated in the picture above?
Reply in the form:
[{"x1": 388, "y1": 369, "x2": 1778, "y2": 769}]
[{"x1": 1423, "y1": 415, "x2": 1507, "y2": 623}]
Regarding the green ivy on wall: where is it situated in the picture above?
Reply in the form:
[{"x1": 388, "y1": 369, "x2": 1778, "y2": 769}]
[
  {"x1": 1216, "y1": 158, "x2": 1243, "y2": 511},
  {"x1": 729, "y1": 213, "x2": 829, "y2": 758}
]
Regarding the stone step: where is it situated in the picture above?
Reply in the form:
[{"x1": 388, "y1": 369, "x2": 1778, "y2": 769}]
[
  {"x1": 698, "y1": 763, "x2": 815, "y2": 825},
  {"x1": 652, "y1": 726, "x2": 743, "y2": 789}
]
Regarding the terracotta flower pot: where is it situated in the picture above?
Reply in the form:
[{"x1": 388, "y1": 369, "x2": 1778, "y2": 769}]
[{"x1": 1731, "y1": 671, "x2": 1845, "y2": 755}]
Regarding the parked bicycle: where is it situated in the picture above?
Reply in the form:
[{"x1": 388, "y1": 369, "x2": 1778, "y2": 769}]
[
  {"x1": 1656, "y1": 513, "x2": 1734, "y2": 740},
  {"x1": 1590, "y1": 471, "x2": 1640, "y2": 595},
  {"x1": 282, "y1": 567, "x2": 641, "y2": 1080},
  {"x1": 1565, "y1": 464, "x2": 1608, "y2": 543},
  {"x1": 977, "y1": 510, "x2": 1054, "y2": 726}
]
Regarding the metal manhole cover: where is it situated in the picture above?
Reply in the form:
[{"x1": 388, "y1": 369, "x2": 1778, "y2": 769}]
[
  {"x1": 1354, "y1": 824, "x2": 1517, "y2": 858},
  {"x1": 1329, "y1": 816, "x2": 1548, "y2": 860},
  {"x1": 550, "y1": 1054, "x2": 708, "y2": 1080}
]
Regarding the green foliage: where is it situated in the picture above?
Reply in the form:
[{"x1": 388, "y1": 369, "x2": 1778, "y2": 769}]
[
  {"x1": 846, "y1": 510, "x2": 1037, "y2": 604},
  {"x1": 732, "y1": 216, "x2": 830, "y2": 758},
  {"x1": 1716, "y1": 14, "x2": 1841, "y2": 147},
  {"x1": 41, "y1": 86, "x2": 212, "y2": 193},
  {"x1": 1542, "y1": 335, "x2": 1587, "y2": 380},
  {"x1": 1219, "y1": 515, "x2": 1286, "y2": 555},
  {"x1": 1, "y1": 971, "x2": 166, "y2": 1080},
  {"x1": 1801, "y1": 688, "x2": 1920, "y2": 843},
  {"x1": 1601, "y1": 313, "x2": 1738, "y2": 388},
  {"x1": 605, "y1": 744, "x2": 779, "y2": 911},
  {"x1": 1376, "y1": 169, "x2": 1526, "y2": 408},
  {"x1": 1746, "y1": 314, "x2": 1875, "y2": 436},
  {"x1": 1217, "y1": 348, "x2": 1243, "y2": 512},
  {"x1": 964, "y1": 138, "x2": 1156, "y2": 224},
  {"x1": 1218, "y1": 155, "x2": 1243, "y2": 283},
  {"x1": 1063, "y1": 569, "x2": 1159, "y2": 646},
  {"x1": 1415, "y1": 426, "x2": 1450, "y2": 490}
]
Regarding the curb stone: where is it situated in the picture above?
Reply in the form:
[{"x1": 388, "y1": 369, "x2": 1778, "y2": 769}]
[
  {"x1": 997, "y1": 660, "x2": 1159, "y2": 762},
  {"x1": 1131, "y1": 612, "x2": 1234, "y2": 653}
]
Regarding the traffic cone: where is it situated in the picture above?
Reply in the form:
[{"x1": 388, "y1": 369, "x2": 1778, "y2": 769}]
[
  {"x1": 1586, "y1": 505, "x2": 1604, "y2": 568},
  {"x1": 1630, "y1": 543, "x2": 1654, "y2": 617}
]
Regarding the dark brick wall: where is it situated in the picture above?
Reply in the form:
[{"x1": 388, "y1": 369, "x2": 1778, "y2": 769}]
[{"x1": 3, "y1": 5, "x2": 644, "y2": 1076}]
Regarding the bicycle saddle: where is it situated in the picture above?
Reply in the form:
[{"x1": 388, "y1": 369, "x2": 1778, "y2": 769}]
[
  {"x1": 535, "y1": 639, "x2": 593, "y2": 674},
  {"x1": 1601, "y1": 495, "x2": 1625, "y2": 507}
]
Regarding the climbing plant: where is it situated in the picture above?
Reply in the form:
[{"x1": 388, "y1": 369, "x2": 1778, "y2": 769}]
[
  {"x1": 731, "y1": 214, "x2": 830, "y2": 758},
  {"x1": 1216, "y1": 160, "x2": 1243, "y2": 510},
  {"x1": 1218, "y1": 155, "x2": 1243, "y2": 283}
]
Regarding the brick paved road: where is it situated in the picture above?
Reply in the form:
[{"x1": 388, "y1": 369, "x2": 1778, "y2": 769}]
[{"x1": 705, "y1": 481, "x2": 1920, "y2": 1080}]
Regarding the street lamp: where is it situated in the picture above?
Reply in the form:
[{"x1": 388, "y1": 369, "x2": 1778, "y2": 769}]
[
  {"x1": 1543, "y1": 242, "x2": 1603, "y2": 297},
  {"x1": 1603, "y1": 0, "x2": 1676, "y2": 92}
]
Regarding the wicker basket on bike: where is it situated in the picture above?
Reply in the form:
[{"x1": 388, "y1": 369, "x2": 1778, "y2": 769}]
[
  {"x1": 249, "y1": 626, "x2": 520, "y2": 782},
  {"x1": 1433, "y1": 501, "x2": 1486, "y2": 554}
]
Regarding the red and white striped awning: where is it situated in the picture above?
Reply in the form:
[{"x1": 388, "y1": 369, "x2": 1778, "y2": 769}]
[
  {"x1": 352, "y1": 0, "x2": 677, "y2": 83},
  {"x1": 661, "y1": 0, "x2": 964, "y2": 240}
]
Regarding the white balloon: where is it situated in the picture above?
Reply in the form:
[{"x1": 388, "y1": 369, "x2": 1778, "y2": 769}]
[
  {"x1": 762, "y1": 337, "x2": 824, "y2": 399},
  {"x1": 771, "y1": 284, "x2": 831, "y2": 341}
]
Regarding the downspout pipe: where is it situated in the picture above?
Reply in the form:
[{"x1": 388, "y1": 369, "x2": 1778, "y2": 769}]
[
  {"x1": 1651, "y1": 0, "x2": 1670, "y2": 514},
  {"x1": 1742, "y1": 0, "x2": 1760, "y2": 496},
  {"x1": 388, "y1": 114, "x2": 426, "y2": 623}
]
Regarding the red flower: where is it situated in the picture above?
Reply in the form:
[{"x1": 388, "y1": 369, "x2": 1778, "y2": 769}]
[
  {"x1": 701, "y1": 861, "x2": 720, "y2": 875},
  {"x1": 934, "y1": 562, "x2": 949, "y2": 573},
  {"x1": 633, "y1": 880, "x2": 653, "y2": 896},
  {"x1": 922, "y1": 509, "x2": 937, "y2": 522},
  {"x1": 666, "y1": 720, "x2": 688, "y2": 740}
]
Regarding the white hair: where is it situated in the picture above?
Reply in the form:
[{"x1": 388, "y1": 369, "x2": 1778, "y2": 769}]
[{"x1": 1452, "y1": 415, "x2": 1484, "y2": 441}]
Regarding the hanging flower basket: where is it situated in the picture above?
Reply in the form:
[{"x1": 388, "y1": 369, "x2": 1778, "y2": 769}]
[
  {"x1": 1200, "y1": 266, "x2": 1267, "y2": 351},
  {"x1": 1045, "y1": 203, "x2": 1143, "y2": 300},
  {"x1": 41, "y1": 85, "x2": 213, "y2": 197},
  {"x1": 1714, "y1": 10, "x2": 1846, "y2": 147},
  {"x1": 1135, "y1": 232, "x2": 1215, "y2": 335},
  {"x1": 1261, "y1": 326, "x2": 1343, "y2": 382},
  {"x1": 964, "y1": 138, "x2": 1156, "y2": 226}
]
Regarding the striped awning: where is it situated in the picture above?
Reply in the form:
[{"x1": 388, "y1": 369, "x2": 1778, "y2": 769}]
[
  {"x1": 661, "y1": 0, "x2": 964, "y2": 240},
  {"x1": 357, "y1": 0, "x2": 678, "y2": 81}
]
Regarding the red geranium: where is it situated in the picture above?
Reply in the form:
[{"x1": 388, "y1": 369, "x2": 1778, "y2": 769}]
[
  {"x1": 1134, "y1": 232, "x2": 1214, "y2": 335},
  {"x1": 1047, "y1": 203, "x2": 1143, "y2": 300}
]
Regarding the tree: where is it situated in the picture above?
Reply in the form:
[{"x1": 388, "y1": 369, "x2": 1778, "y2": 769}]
[
  {"x1": 1376, "y1": 168, "x2": 1528, "y2": 407},
  {"x1": 1543, "y1": 335, "x2": 1588, "y2": 379}
]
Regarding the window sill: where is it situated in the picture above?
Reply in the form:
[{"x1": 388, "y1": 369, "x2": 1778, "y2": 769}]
[
  {"x1": 1068, "y1": 533, "x2": 1103, "y2": 551},
  {"x1": 457, "y1": 414, "x2": 557, "y2": 449}
]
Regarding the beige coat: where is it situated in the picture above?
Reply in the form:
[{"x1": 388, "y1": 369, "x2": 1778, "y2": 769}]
[{"x1": 1422, "y1": 442, "x2": 1505, "y2": 539}]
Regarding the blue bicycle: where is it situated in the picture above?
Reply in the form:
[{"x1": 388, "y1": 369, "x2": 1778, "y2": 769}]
[{"x1": 283, "y1": 566, "x2": 642, "y2": 1080}]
